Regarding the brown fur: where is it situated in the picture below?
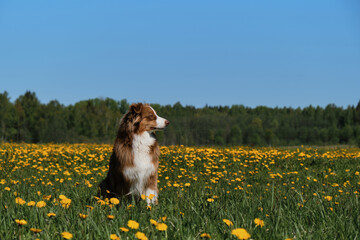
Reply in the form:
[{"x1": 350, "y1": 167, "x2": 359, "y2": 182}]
[{"x1": 99, "y1": 103, "x2": 167, "y2": 201}]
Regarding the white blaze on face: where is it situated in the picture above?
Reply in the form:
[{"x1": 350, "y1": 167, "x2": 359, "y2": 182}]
[{"x1": 149, "y1": 106, "x2": 168, "y2": 129}]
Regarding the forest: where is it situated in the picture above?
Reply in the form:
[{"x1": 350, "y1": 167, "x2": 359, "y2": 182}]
[{"x1": 1, "y1": 91, "x2": 360, "y2": 146}]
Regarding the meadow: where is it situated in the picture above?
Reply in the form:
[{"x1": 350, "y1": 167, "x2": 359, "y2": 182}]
[{"x1": 0, "y1": 143, "x2": 359, "y2": 239}]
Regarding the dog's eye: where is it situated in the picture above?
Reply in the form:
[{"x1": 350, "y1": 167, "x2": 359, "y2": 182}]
[{"x1": 146, "y1": 115, "x2": 156, "y2": 121}]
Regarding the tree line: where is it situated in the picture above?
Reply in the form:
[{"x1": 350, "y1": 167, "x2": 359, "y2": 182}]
[{"x1": 1, "y1": 91, "x2": 360, "y2": 147}]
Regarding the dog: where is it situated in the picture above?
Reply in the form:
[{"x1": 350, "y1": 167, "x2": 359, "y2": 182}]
[{"x1": 99, "y1": 103, "x2": 169, "y2": 204}]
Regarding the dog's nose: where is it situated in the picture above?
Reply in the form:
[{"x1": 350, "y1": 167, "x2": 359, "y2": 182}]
[{"x1": 165, "y1": 120, "x2": 170, "y2": 126}]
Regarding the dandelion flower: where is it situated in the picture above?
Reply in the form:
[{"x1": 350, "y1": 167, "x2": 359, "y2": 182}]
[
  {"x1": 110, "y1": 234, "x2": 120, "y2": 240},
  {"x1": 86, "y1": 205, "x2": 94, "y2": 210},
  {"x1": 79, "y1": 213, "x2": 88, "y2": 219},
  {"x1": 254, "y1": 218, "x2": 264, "y2": 227},
  {"x1": 47, "y1": 212, "x2": 56, "y2": 217},
  {"x1": 150, "y1": 219, "x2": 158, "y2": 226},
  {"x1": 59, "y1": 194, "x2": 67, "y2": 199},
  {"x1": 223, "y1": 219, "x2": 233, "y2": 226},
  {"x1": 231, "y1": 228, "x2": 251, "y2": 240},
  {"x1": 110, "y1": 198, "x2": 120, "y2": 205},
  {"x1": 15, "y1": 197, "x2": 26, "y2": 205},
  {"x1": 30, "y1": 228, "x2": 42, "y2": 233},
  {"x1": 207, "y1": 198, "x2": 214, "y2": 203},
  {"x1": 156, "y1": 223, "x2": 168, "y2": 231},
  {"x1": 60, "y1": 197, "x2": 71, "y2": 209},
  {"x1": 127, "y1": 220, "x2": 139, "y2": 229},
  {"x1": 42, "y1": 195, "x2": 51, "y2": 200},
  {"x1": 120, "y1": 227, "x2": 129, "y2": 232},
  {"x1": 27, "y1": 201, "x2": 36, "y2": 207},
  {"x1": 107, "y1": 215, "x2": 115, "y2": 220},
  {"x1": 324, "y1": 196, "x2": 333, "y2": 201},
  {"x1": 61, "y1": 232, "x2": 73, "y2": 239},
  {"x1": 36, "y1": 201, "x2": 47, "y2": 208},
  {"x1": 135, "y1": 231, "x2": 148, "y2": 240},
  {"x1": 15, "y1": 219, "x2": 27, "y2": 225},
  {"x1": 200, "y1": 233, "x2": 211, "y2": 238}
]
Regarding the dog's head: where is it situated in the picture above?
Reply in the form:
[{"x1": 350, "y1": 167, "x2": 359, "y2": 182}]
[{"x1": 125, "y1": 103, "x2": 169, "y2": 133}]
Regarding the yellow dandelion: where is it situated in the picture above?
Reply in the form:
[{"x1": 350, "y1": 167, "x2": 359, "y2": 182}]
[
  {"x1": 231, "y1": 228, "x2": 251, "y2": 240},
  {"x1": 60, "y1": 197, "x2": 71, "y2": 209},
  {"x1": 135, "y1": 231, "x2": 148, "y2": 240},
  {"x1": 59, "y1": 194, "x2": 67, "y2": 200},
  {"x1": 61, "y1": 232, "x2": 73, "y2": 239},
  {"x1": 185, "y1": 183, "x2": 191, "y2": 187},
  {"x1": 86, "y1": 205, "x2": 94, "y2": 210},
  {"x1": 150, "y1": 219, "x2": 158, "y2": 226},
  {"x1": 36, "y1": 201, "x2": 47, "y2": 208},
  {"x1": 97, "y1": 199, "x2": 106, "y2": 206},
  {"x1": 42, "y1": 195, "x2": 51, "y2": 200},
  {"x1": 156, "y1": 223, "x2": 168, "y2": 231},
  {"x1": 79, "y1": 213, "x2": 88, "y2": 219},
  {"x1": 15, "y1": 197, "x2": 26, "y2": 205},
  {"x1": 30, "y1": 228, "x2": 42, "y2": 233},
  {"x1": 141, "y1": 194, "x2": 146, "y2": 200},
  {"x1": 107, "y1": 215, "x2": 115, "y2": 220},
  {"x1": 27, "y1": 201, "x2": 36, "y2": 207},
  {"x1": 254, "y1": 218, "x2": 264, "y2": 227},
  {"x1": 110, "y1": 198, "x2": 120, "y2": 205},
  {"x1": 120, "y1": 227, "x2": 129, "y2": 232},
  {"x1": 47, "y1": 212, "x2": 56, "y2": 217},
  {"x1": 127, "y1": 220, "x2": 139, "y2": 229},
  {"x1": 200, "y1": 233, "x2": 211, "y2": 238},
  {"x1": 110, "y1": 234, "x2": 120, "y2": 240},
  {"x1": 223, "y1": 219, "x2": 234, "y2": 226},
  {"x1": 324, "y1": 196, "x2": 333, "y2": 201},
  {"x1": 207, "y1": 198, "x2": 214, "y2": 203},
  {"x1": 15, "y1": 219, "x2": 27, "y2": 225}
]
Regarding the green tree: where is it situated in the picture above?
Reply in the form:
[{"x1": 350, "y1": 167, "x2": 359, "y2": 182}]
[
  {"x1": 14, "y1": 91, "x2": 41, "y2": 142},
  {"x1": 245, "y1": 117, "x2": 264, "y2": 145},
  {"x1": 340, "y1": 125, "x2": 353, "y2": 144},
  {"x1": 227, "y1": 125, "x2": 242, "y2": 146},
  {"x1": 39, "y1": 100, "x2": 67, "y2": 143},
  {"x1": 0, "y1": 91, "x2": 15, "y2": 141}
]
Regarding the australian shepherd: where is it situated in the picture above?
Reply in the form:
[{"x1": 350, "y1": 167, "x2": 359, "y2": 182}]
[{"x1": 99, "y1": 103, "x2": 169, "y2": 204}]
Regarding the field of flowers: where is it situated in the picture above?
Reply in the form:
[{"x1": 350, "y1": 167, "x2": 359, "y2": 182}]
[{"x1": 0, "y1": 143, "x2": 359, "y2": 239}]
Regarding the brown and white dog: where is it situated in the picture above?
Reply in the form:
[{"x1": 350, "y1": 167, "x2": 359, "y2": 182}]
[{"x1": 99, "y1": 103, "x2": 169, "y2": 204}]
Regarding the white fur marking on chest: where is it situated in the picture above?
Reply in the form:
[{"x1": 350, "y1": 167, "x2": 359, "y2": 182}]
[{"x1": 123, "y1": 132, "x2": 156, "y2": 196}]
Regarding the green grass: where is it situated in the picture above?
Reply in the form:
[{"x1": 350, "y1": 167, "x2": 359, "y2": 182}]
[{"x1": 0, "y1": 144, "x2": 359, "y2": 239}]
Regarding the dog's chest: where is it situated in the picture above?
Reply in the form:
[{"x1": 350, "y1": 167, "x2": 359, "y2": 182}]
[{"x1": 123, "y1": 132, "x2": 156, "y2": 193}]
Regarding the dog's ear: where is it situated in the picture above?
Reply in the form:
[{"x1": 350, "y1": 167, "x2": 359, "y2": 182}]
[{"x1": 130, "y1": 103, "x2": 143, "y2": 114}]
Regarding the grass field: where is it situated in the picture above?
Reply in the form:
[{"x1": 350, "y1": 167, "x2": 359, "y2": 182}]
[{"x1": 0, "y1": 143, "x2": 359, "y2": 239}]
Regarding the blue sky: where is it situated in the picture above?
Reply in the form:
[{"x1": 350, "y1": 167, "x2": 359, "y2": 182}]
[{"x1": 1, "y1": 1, "x2": 359, "y2": 108}]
